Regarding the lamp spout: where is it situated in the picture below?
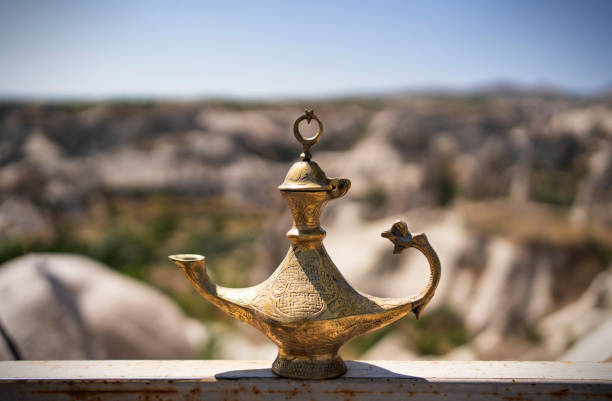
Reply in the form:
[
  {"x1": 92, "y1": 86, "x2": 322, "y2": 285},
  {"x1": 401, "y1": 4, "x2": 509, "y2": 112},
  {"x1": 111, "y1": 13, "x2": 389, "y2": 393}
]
[{"x1": 168, "y1": 254, "x2": 259, "y2": 325}]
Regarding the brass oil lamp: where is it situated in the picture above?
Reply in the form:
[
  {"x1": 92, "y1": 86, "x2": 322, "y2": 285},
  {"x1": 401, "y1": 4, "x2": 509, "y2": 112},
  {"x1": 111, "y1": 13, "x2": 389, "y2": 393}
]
[{"x1": 170, "y1": 110, "x2": 441, "y2": 379}]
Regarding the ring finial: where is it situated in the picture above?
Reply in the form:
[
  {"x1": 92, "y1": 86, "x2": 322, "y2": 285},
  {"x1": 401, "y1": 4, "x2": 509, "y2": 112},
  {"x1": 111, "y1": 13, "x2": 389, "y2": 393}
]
[{"x1": 293, "y1": 109, "x2": 323, "y2": 161}]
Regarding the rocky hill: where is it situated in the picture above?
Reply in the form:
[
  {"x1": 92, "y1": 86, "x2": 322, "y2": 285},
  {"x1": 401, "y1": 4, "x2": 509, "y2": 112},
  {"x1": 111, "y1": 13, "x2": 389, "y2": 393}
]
[{"x1": 0, "y1": 93, "x2": 611, "y2": 361}]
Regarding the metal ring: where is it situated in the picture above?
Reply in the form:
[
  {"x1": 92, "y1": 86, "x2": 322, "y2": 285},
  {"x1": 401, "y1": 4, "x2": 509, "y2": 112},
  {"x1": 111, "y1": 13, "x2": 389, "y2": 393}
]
[{"x1": 293, "y1": 110, "x2": 324, "y2": 150}]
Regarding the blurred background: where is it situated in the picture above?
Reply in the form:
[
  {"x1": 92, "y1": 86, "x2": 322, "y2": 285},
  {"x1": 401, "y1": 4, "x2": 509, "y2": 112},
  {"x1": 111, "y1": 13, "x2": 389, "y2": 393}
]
[{"x1": 0, "y1": 1, "x2": 611, "y2": 362}]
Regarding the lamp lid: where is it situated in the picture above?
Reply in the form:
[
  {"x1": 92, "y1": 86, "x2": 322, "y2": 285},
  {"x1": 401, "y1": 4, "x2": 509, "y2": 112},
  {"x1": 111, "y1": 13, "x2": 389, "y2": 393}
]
[{"x1": 278, "y1": 160, "x2": 332, "y2": 191}]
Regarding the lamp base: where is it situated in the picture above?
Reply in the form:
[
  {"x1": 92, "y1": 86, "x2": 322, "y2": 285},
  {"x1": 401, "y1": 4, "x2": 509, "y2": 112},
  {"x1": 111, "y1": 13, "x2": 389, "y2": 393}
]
[{"x1": 271, "y1": 352, "x2": 347, "y2": 379}]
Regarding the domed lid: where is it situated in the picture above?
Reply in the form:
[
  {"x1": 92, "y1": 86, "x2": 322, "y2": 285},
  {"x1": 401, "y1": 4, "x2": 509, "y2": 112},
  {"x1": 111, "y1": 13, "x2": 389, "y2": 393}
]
[
  {"x1": 278, "y1": 109, "x2": 331, "y2": 192},
  {"x1": 278, "y1": 160, "x2": 332, "y2": 191}
]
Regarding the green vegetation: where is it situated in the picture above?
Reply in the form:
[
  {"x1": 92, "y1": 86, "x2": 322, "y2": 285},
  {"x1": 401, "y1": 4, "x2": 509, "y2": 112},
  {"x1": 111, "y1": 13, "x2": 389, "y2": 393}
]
[
  {"x1": 346, "y1": 304, "x2": 469, "y2": 357},
  {"x1": 0, "y1": 194, "x2": 268, "y2": 347},
  {"x1": 437, "y1": 168, "x2": 457, "y2": 206},
  {"x1": 522, "y1": 324, "x2": 542, "y2": 345},
  {"x1": 406, "y1": 305, "x2": 469, "y2": 355},
  {"x1": 530, "y1": 168, "x2": 584, "y2": 206},
  {"x1": 355, "y1": 185, "x2": 389, "y2": 217}
]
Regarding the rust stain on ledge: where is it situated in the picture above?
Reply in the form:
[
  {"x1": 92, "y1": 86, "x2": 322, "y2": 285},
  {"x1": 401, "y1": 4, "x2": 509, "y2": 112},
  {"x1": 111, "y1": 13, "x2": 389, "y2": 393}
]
[{"x1": 1, "y1": 361, "x2": 612, "y2": 400}]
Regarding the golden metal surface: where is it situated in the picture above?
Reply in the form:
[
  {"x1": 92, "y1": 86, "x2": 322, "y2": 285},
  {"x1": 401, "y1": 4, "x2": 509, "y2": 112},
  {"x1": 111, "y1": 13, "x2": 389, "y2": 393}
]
[
  {"x1": 293, "y1": 108, "x2": 323, "y2": 161},
  {"x1": 170, "y1": 110, "x2": 441, "y2": 379}
]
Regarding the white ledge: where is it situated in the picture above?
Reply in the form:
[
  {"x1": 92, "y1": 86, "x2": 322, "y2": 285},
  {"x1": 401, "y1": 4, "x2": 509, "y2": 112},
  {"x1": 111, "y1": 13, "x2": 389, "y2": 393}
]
[{"x1": 1, "y1": 360, "x2": 611, "y2": 400}]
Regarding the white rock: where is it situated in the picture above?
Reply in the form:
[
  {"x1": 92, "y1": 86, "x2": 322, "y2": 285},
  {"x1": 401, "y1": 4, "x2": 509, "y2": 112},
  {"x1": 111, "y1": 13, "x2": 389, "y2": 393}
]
[
  {"x1": 0, "y1": 254, "x2": 207, "y2": 360},
  {"x1": 23, "y1": 130, "x2": 63, "y2": 167},
  {"x1": 465, "y1": 238, "x2": 517, "y2": 333},
  {"x1": 525, "y1": 257, "x2": 554, "y2": 323},
  {"x1": 547, "y1": 105, "x2": 612, "y2": 139},
  {"x1": 440, "y1": 345, "x2": 476, "y2": 361},
  {"x1": 360, "y1": 331, "x2": 418, "y2": 360},
  {"x1": 0, "y1": 197, "x2": 51, "y2": 240},
  {"x1": 561, "y1": 315, "x2": 612, "y2": 362},
  {"x1": 214, "y1": 323, "x2": 277, "y2": 360},
  {"x1": 472, "y1": 326, "x2": 504, "y2": 356},
  {"x1": 538, "y1": 269, "x2": 612, "y2": 357},
  {"x1": 447, "y1": 269, "x2": 475, "y2": 318},
  {"x1": 197, "y1": 110, "x2": 280, "y2": 140}
]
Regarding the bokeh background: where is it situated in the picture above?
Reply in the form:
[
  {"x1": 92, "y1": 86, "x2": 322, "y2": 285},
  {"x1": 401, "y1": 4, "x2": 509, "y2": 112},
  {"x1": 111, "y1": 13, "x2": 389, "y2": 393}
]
[{"x1": 1, "y1": 1, "x2": 611, "y2": 362}]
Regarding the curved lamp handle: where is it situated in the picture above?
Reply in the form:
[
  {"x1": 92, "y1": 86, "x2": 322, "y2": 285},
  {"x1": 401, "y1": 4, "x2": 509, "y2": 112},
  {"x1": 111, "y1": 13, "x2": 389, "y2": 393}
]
[{"x1": 381, "y1": 221, "x2": 442, "y2": 318}]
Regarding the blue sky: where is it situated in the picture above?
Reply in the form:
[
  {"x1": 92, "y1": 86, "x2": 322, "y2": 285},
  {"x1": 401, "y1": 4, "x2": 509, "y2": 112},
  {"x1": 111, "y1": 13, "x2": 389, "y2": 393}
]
[{"x1": 1, "y1": 1, "x2": 611, "y2": 98}]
